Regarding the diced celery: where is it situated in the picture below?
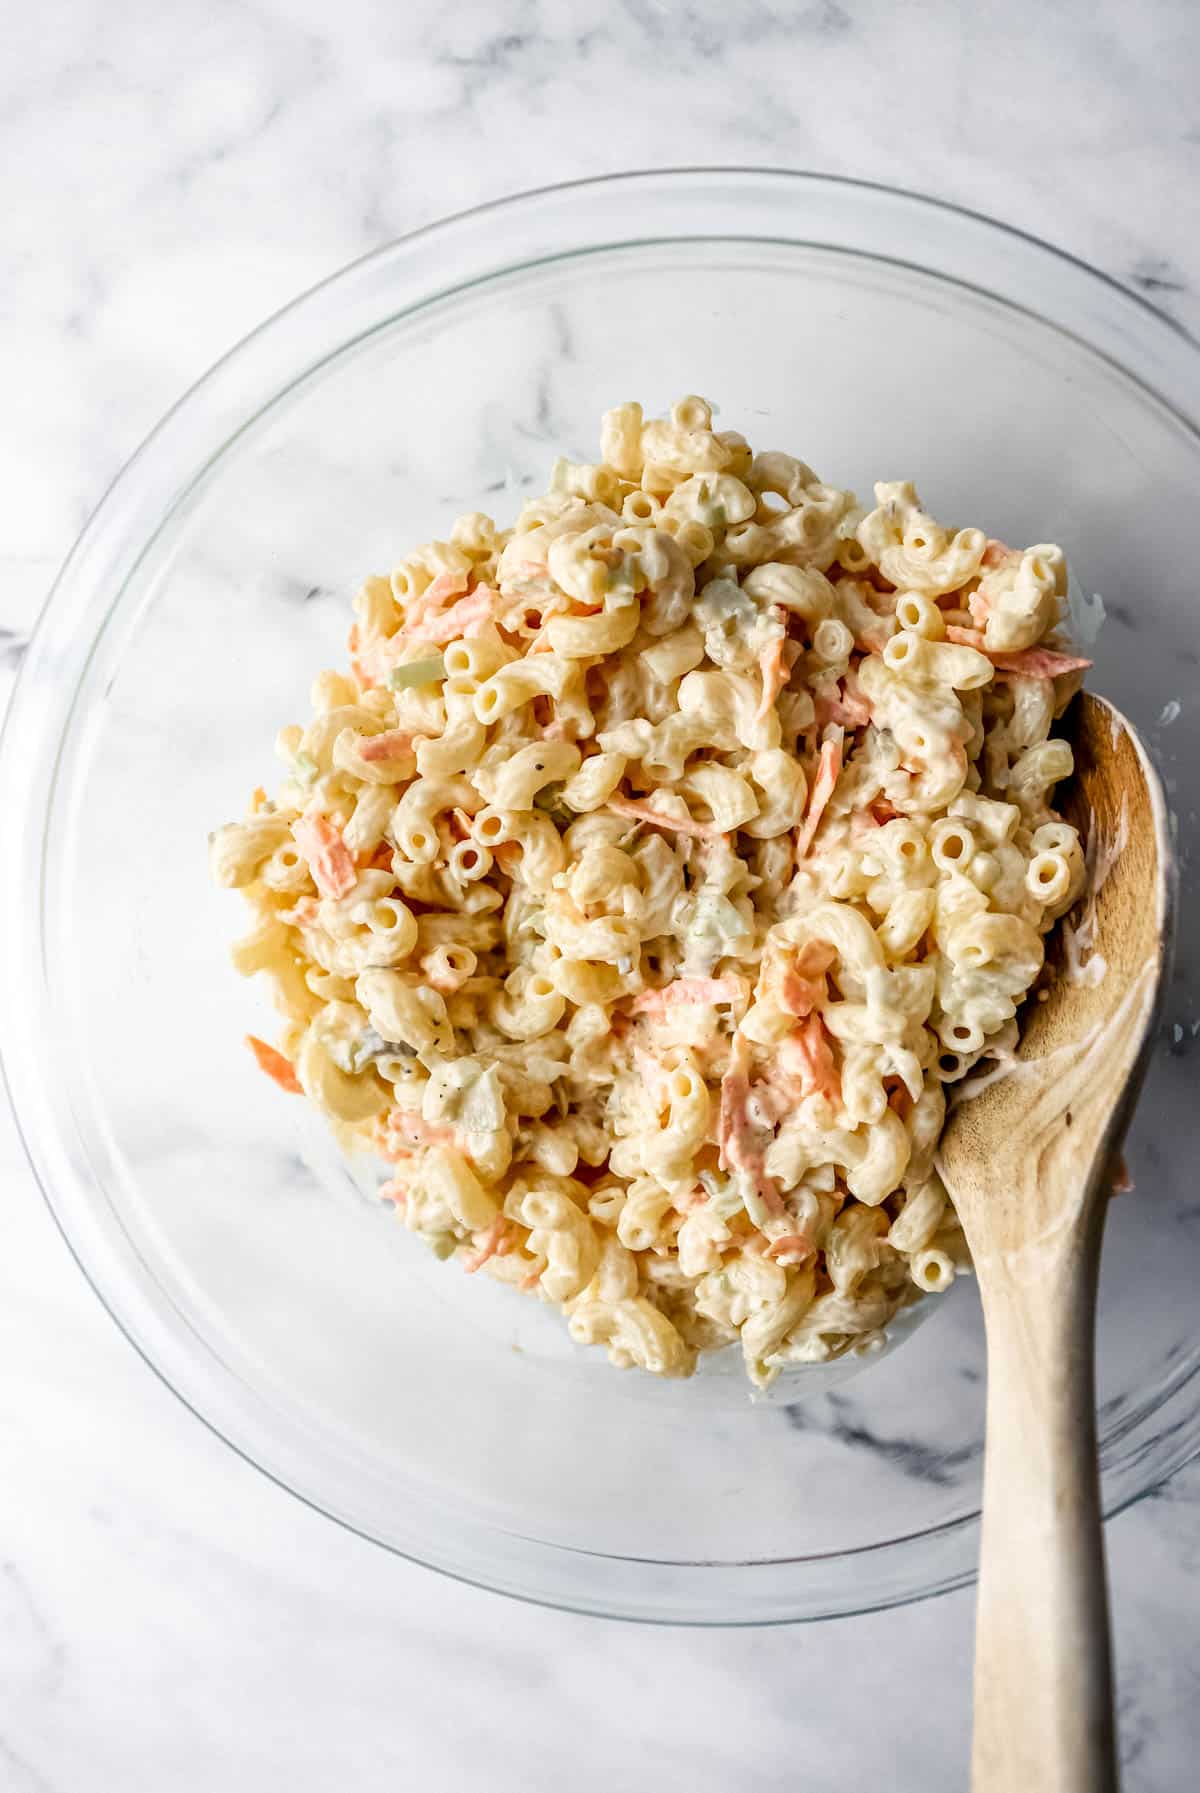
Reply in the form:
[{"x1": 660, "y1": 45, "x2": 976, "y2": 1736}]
[
  {"x1": 387, "y1": 655, "x2": 445, "y2": 691},
  {"x1": 293, "y1": 751, "x2": 318, "y2": 784},
  {"x1": 348, "y1": 1028, "x2": 388, "y2": 1073}
]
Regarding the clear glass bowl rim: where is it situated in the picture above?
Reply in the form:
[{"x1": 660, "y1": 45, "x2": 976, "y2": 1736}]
[{"x1": 3, "y1": 166, "x2": 1199, "y2": 1626}]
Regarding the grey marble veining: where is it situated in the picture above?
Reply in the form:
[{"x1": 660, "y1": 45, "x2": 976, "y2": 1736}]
[{"x1": 3, "y1": 2, "x2": 1200, "y2": 1788}]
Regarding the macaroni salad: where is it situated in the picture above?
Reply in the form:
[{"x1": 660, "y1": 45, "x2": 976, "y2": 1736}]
[{"x1": 211, "y1": 398, "x2": 1090, "y2": 1385}]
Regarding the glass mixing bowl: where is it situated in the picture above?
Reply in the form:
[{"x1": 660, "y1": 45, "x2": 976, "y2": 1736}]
[{"x1": 3, "y1": 170, "x2": 1198, "y2": 1624}]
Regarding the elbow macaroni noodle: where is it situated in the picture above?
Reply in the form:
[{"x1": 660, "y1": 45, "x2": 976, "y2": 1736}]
[{"x1": 212, "y1": 398, "x2": 1090, "y2": 1387}]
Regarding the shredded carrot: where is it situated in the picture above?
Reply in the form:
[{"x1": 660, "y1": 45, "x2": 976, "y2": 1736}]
[
  {"x1": 462, "y1": 1216, "x2": 515, "y2": 1274},
  {"x1": 780, "y1": 1013, "x2": 842, "y2": 1104},
  {"x1": 375, "y1": 580, "x2": 493, "y2": 663},
  {"x1": 755, "y1": 637, "x2": 790, "y2": 724},
  {"x1": 778, "y1": 942, "x2": 837, "y2": 1018},
  {"x1": 348, "y1": 623, "x2": 379, "y2": 691},
  {"x1": 387, "y1": 571, "x2": 470, "y2": 644},
  {"x1": 378, "y1": 1178, "x2": 408, "y2": 1207},
  {"x1": 779, "y1": 971, "x2": 818, "y2": 1015},
  {"x1": 246, "y1": 1035, "x2": 302, "y2": 1094},
  {"x1": 991, "y1": 646, "x2": 1093, "y2": 679},
  {"x1": 851, "y1": 630, "x2": 890, "y2": 654},
  {"x1": 631, "y1": 976, "x2": 748, "y2": 1016},
  {"x1": 794, "y1": 731, "x2": 843, "y2": 862},
  {"x1": 417, "y1": 570, "x2": 469, "y2": 611},
  {"x1": 385, "y1": 1111, "x2": 459, "y2": 1153},
  {"x1": 358, "y1": 728, "x2": 417, "y2": 763},
  {"x1": 416, "y1": 587, "x2": 494, "y2": 644},
  {"x1": 945, "y1": 630, "x2": 1092, "y2": 679},
  {"x1": 293, "y1": 813, "x2": 357, "y2": 900},
  {"x1": 608, "y1": 795, "x2": 727, "y2": 840},
  {"x1": 981, "y1": 538, "x2": 1012, "y2": 568},
  {"x1": 717, "y1": 1031, "x2": 751, "y2": 1170}
]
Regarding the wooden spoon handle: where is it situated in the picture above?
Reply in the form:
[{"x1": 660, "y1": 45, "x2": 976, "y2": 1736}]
[{"x1": 971, "y1": 1218, "x2": 1117, "y2": 1793}]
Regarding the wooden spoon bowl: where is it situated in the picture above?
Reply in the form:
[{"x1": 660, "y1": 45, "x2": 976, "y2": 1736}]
[{"x1": 938, "y1": 692, "x2": 1174, "y2": 1793}]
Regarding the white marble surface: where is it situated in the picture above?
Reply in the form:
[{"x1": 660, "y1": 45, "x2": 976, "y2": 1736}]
[{"x1": 4, "y1": 2, "x2": 1200, "y2": 1786}]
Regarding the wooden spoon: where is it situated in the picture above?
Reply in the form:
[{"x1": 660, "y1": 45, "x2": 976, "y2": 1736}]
[{"x1": 938, "y1": 691, "x2": 1173, "y2": 1793}]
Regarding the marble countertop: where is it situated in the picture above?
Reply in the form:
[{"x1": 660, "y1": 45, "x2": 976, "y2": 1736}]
[{"x1": 4, "y1": 3, "x2": 1200, "y2": 1787}]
